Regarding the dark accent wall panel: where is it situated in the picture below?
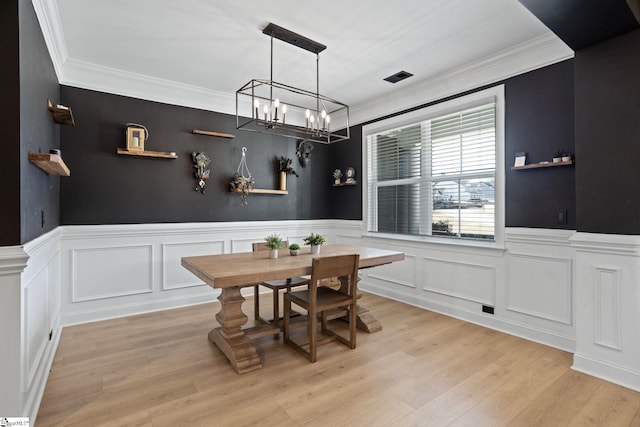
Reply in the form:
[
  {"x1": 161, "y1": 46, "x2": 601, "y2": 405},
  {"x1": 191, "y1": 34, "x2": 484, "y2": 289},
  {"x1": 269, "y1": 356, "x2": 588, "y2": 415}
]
[
  {"x1": 575, "y1": 29, "x2": 640, "y2": 234},
  {"x1": 0, "y1": 0, "x2": 21, "y2": 246},
  {"x1": 19, "y1": 0, "x2": 61, "y2": 244},
  {"x1": 330, "y1": 125, "x2": 363, "y2": 220},
  {"x1": 60, "y1": 86, "x2": 332, "y2": 224},
  {"x1": 505, "y1": 60, "x2": 576, "y2": 229}
]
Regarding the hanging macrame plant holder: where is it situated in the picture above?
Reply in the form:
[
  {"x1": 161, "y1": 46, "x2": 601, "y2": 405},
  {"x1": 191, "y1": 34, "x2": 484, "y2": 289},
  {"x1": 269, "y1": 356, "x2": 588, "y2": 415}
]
[{"x1": 228, "y1": 147, "x2": 255, "y2": 205}]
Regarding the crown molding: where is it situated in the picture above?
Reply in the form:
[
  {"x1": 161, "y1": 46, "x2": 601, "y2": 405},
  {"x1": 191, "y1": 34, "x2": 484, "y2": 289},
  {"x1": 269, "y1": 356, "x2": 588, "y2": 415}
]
[
  {"x1": 60, "y1": 59, "x2": 236, "y2": 114},
  {"x1": 31, "y1": 0, "x2": 68, "y2": 81},
  {"x1": 349, "y1": 33, "x2": 574, "y2": 126}
]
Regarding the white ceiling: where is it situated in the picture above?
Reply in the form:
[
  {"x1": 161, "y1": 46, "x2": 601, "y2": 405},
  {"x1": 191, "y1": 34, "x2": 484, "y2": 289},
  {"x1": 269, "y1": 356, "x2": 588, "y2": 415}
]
[{"x1": 33, "y1": 0, "x2": 573, "y2": 124}]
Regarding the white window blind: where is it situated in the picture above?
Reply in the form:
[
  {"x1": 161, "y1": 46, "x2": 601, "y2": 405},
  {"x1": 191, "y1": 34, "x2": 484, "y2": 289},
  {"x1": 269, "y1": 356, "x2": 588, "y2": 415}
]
[{"x1": 367, "y1": 102, "x2": 496, "y2": 240}]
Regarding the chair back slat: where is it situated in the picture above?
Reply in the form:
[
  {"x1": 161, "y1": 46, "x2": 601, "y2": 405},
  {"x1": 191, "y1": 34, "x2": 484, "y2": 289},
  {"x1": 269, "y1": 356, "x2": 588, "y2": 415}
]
[
  {"x1": 310, "y1": 254, "x2": 360, "y2": 300},
  {"x1": 252, "y1": 241, "x2": 290, "y2": 252}
]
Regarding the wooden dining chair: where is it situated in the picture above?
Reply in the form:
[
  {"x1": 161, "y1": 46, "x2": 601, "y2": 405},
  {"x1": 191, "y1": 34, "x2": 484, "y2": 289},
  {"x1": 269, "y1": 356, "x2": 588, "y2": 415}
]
[
  {"x1": 252, "y1": 241, "x2": 310, "y2": 328},
  {"x1": 283, "y1": 254, "x2": 360, "y2": 363}
]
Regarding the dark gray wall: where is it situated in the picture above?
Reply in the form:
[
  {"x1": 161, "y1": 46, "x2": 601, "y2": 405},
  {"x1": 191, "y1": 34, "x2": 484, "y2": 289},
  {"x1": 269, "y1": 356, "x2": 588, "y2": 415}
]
[
  {"x1": 505, "y1": 60, "x2": 576, "y2": 229},
  {"x1": 19, "y1": 0, "x2": 61, "y2": 244},
  {"x1": 0, "y1": 0, "x2": 59, "y2": 246},
  {"x1": 329, "y1": 124, "x2": 363, "y2": 220},
  {"x1": 60, "y1": 86, "x2": 334, "y2": 224},
  {"x1": 0, "y1": 0, "x2": 21, "y2": 245},
  {"x1": 575, "y1": 29, "x2": 640, "y2": 234}
]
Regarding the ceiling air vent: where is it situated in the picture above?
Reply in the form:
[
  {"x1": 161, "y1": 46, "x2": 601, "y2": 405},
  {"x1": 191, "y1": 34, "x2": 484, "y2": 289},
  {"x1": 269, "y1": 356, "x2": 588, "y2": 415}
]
[{"x1": 384, "y1": 70, "x2": 413, "y2": 83}]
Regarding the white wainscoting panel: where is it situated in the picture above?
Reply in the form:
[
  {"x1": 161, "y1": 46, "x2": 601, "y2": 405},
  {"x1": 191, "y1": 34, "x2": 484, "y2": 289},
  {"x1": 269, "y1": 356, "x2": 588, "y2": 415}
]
[
  {"x1": 369, "y1": 253, "x2": 417, "y2": 290},
  {"x1": 24, "y1": 264, "x2": 50, "y2": 390},
  {"x1": 506, "y1": 254, "x2": 572, "y2": 324},
  {"x1": 421, "y1": 257, "x2": 495, "y2": 305},
  {"x1": 162, "y1": 241, "x2": 224, "y2": 290},
  {"x1": 571, "y1": 232, "x2": 640, "y2": 392},
  {"x1": 71, "y1": 245, "x2": 154, "y2": 302},
  {"x1": 593, "y1": 266, "x2": 621, "y2": 351}
]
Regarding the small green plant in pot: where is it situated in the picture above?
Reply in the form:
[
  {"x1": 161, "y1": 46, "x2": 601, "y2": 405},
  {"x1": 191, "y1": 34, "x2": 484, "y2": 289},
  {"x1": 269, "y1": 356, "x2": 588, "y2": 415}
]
[
  {"x1": 264, "y1": 234, "x2": 283, "y2": 259},
  {"x1": 333, "y1": 169, "x2": 342, "y2": 185},
  {"x1": 303, "y1": 233, "x2": 326, "y2": 255},
  {"x1": 289, "y1": 243, "x2": 301, "y2": 256}
]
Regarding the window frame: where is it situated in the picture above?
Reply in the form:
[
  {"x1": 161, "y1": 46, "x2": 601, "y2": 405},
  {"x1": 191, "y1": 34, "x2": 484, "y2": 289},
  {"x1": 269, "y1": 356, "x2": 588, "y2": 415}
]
[{"x1": 362, "y1": 85, "x2": 505, "y2": 248}]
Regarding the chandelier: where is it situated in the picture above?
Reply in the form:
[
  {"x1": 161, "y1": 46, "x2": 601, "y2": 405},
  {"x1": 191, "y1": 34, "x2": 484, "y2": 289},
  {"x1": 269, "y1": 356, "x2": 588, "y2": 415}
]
[{"x1": 236, "y1": 23, "x2": 349, "y2": 144}]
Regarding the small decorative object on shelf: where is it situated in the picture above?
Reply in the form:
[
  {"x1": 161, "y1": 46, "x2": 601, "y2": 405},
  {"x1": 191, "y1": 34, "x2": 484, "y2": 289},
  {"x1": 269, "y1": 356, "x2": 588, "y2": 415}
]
[
  {"x1": 303, "y1": 233, "x2": 326, "y2": 255},
  {"x1": 264, "y1": 234, "x2": 283, "y2": 259},
  {"x1": 228, "y1": 147, "x2": 254, "y2": 205},
  {"x1": 333, "y1": 169, "x2": 342, "y2": 185},
  {"x1": 191, "y1": 152, "x2": 211, "y2": 194},
  {"x1": 345, "y1": 166, "x2": 356, "y2": 183},
  {"x1": 289, "y1": 243, "x2": 301, "y2": 256},
  {"x1": 276, "y1": 156, "x2": 298, "y2": 191},
  {"x1": 125, "y1": 123, "x2": 148, "y2": 152},
  {"x1": 116, "y1": 123, "x2": 177, "y2": 159},
  {"x1": 297, "y1": 141, "x2": 314, "y2": 167},
  {"x1": 514, "y1": 152, "x2": 527, "y2": 167},
  {"x1": 552, "y1": 149, "x2": 570, "y2": 164}
]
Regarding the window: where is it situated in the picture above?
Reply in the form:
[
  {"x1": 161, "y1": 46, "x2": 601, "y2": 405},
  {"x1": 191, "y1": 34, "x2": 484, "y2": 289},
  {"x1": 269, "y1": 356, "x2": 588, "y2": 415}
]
[{"x1": 365, "y1": 86, "x2": 504, "y2": 243}]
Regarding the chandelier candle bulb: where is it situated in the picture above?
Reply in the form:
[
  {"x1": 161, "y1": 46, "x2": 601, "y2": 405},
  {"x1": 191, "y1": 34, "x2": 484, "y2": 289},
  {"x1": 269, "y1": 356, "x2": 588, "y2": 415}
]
[
  {"x1": 274, "y1": 98, "x2": 280, "y2": 121},
  {"x1": 306, "y1": 109, "x2": 310, "y2": 128},
  {"x1": 254, "y1": 100, "x2": 260, "y2": 119},
  {"x1": 326, "y1": 115, "x2": 330, "y2": 133},
  {"x1": 282, "y1": 104, "x2": 287, "y2": 124},
  {"x1": 263, "y1": 105, "x2": 269, "y2": 123}
]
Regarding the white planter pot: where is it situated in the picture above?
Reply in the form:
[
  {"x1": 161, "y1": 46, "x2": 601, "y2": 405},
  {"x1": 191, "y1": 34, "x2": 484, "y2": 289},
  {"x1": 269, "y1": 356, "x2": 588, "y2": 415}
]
[
  {"x1": 269, "y1": 249, "x2": 278, "y2": 259},
  {"x1": 310, "y1": 245, "x2": 320, "y2": 255},
  {"x1": 289, "y1": 249, "x2": 300, "y2": 256}
]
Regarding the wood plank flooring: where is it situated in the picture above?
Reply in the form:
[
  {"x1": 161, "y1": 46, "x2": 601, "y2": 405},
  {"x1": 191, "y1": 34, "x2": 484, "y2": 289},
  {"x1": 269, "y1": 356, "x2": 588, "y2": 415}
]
[{"x1": 37, "y1": 293, "x2": 640, "y2": 426}]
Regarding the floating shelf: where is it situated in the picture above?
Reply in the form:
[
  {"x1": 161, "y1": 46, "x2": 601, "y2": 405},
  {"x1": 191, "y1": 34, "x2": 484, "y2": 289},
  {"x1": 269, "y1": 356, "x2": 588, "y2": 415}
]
[
  {"x1": 192, "y1": 129, "x2": 235, "y2": 139},
  {"x1": 511, "y1": 160, "x2": 573, "y2": 170},
  {"x1": 116, "y1": 148, "x2": 178, "y2": 159},
  {"x1": 28, "y1": 152, "x2": 71, "y2": 176},
  {"x1": 333, "y1": 181, "x2": 358, "y2": 187},
  {"x1": 47, "y1": 99, "x2": 75, "y2": 126},
  {"x1": 232, "y1": 188, "x2": 288, "y2": 195}
]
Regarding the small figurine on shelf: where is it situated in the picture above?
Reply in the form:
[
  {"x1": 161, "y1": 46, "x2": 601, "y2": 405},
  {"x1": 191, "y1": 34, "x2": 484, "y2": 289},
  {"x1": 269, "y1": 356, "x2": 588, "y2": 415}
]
[{"x1": 333, "y1": 169, "x2": 342, "y2": 185}]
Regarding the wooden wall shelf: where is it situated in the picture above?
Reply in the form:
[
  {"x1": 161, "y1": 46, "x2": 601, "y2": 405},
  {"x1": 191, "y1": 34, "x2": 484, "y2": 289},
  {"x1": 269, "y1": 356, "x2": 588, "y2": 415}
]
[
  {"x1": 333, "y1": 181, "x2": 358, "y2": 187},
  {"x1": 511, "y1": 160, "x2": 573, "y2": 170},
  {"x1": 47, "y1": 99, "x2": 75, "y2": 126},
  {"x1": 116, "y1": 148, "x2": 178, "y2": 159},
  {"x1": 28, "y1": 152, "x2": 71, "y2": 176},
  {"x1": 192, "y1": 129, "x2": 235, "y2": 139},
  {"x1": 232, "y1": 188, "x2": 288, "y2": 195}
]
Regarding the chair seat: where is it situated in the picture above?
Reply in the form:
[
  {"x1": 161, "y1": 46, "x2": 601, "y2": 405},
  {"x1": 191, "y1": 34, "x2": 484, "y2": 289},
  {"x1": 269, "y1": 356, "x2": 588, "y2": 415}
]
[{"x1": 287, "y1": 288, "x2": 352, "y2": 310}]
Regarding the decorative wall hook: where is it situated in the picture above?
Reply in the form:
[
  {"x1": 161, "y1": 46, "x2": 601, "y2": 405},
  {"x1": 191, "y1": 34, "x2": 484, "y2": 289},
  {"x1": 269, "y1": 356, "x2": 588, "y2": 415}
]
[{"x1": 191, "y1": 152, "x2": 211, "y2": 194}]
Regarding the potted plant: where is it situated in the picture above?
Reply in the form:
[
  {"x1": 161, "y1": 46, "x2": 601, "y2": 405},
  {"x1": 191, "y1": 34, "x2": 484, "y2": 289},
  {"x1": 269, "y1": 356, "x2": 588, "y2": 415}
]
[
  {"x1": 561, "y1": 152, "x2": 572, "y2": 163},
  {"x1": 303, "y1": 233, "x2": 326, "y2": 255},
  {"x1": 333, "y1": 169, "x2": 342, "y2": 185},
  {"x1": 289, "y1": 243, "x2": 301, "y2": 256},
  {"x1": 228, "y1": 173, "x2": 254, "y2": 205},
  {"x1": 276, "y1": 156, "x2": 298, "y2": 191},
  {"x1": 264, "y1": 234, "x2": 283, "y2": 259}
]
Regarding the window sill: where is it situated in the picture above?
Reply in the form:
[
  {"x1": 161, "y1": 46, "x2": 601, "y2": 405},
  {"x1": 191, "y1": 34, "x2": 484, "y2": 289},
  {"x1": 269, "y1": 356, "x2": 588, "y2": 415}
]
[{"x1": 362, "y1": 231, "x2": 505, "y2": 253}]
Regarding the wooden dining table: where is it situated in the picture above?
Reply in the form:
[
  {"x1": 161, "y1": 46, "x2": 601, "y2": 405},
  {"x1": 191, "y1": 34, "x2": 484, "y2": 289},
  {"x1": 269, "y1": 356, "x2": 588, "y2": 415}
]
[{"x1": 181, "y1": 244, "x2": 404, "y2": 373}]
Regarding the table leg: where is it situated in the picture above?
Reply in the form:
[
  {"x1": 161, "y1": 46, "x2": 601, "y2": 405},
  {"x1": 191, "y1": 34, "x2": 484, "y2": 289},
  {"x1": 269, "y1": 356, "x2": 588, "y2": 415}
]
[
  {"x1": 208, "y1": 286, "x2": 262, "y2": 374},
  {"x1": 338, "y1": 275, "x2": 383, "y2": 333}
]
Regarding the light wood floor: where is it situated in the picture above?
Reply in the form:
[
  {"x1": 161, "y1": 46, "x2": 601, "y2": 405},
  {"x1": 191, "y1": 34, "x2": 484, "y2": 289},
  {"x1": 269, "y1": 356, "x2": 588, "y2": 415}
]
[{"x1": 37, "y1": 293, "x2": 640, "y2": 427}]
